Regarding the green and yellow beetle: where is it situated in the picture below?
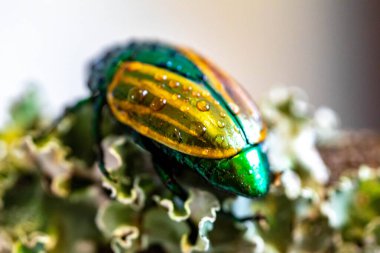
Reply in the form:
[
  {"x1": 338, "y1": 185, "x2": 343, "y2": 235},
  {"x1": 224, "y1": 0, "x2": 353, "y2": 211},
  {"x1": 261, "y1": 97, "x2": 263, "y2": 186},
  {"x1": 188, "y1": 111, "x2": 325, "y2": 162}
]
[{"x1": 66, "y1": 41, "x2": 271, "y2": 199}]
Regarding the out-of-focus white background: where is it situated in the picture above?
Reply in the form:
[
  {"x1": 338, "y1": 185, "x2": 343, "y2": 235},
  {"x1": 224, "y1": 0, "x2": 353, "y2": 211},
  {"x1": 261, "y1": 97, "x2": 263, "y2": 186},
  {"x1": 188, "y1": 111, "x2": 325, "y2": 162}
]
[{"x1": 1, "y1": 1, "x2": 379, "y2": 128}]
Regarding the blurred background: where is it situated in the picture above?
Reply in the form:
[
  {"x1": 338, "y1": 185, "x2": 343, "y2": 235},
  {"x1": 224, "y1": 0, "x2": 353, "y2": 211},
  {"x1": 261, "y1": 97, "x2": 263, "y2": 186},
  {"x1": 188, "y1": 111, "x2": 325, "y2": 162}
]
[{"x1": 0, "y1": 0, "x2": 379, "y2": 129}]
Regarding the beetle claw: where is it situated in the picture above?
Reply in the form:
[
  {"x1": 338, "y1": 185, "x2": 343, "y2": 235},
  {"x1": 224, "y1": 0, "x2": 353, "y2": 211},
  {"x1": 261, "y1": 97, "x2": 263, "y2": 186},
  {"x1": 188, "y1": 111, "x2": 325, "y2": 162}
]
[{"x1": 270, "y1": 170, "x2": 284, "y2": 187}]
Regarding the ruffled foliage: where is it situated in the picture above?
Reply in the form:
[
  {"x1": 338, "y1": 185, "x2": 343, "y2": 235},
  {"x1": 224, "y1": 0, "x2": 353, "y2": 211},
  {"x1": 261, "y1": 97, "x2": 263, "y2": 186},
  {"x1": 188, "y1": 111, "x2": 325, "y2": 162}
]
[{"x1": 0, "y1": 86, "x2": 379, "y2": 253}]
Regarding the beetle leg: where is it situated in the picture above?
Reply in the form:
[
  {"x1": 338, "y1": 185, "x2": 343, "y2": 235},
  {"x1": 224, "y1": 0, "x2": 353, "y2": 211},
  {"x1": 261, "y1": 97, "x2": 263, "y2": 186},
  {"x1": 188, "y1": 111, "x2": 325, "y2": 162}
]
[
  {"x1": 186, "y1": 217, "x2": 199, "y2": 245},
  {"x1": 93, "y1": 95, "x2": 113, "y2": 181},
  {"x1": 153, "y1": 164, "x2": 198, "y2": 244},
  {"x1": 154, "y1": 163, "x2": 189, "y2": 201},
  {"x1": 220, "y1": 210, "x2": 267, "y2": 224}
]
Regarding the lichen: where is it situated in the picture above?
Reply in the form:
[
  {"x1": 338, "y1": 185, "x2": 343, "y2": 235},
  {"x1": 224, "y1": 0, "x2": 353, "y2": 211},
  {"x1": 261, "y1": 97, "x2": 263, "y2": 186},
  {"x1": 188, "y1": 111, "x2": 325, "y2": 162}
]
[{"x1": 0, "y1": 86, "x2": 379, "y2": 253}]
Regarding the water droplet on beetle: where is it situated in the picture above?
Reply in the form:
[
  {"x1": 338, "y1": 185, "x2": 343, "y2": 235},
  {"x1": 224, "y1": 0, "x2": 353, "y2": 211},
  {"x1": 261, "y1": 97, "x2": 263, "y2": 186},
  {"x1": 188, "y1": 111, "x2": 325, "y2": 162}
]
[
  {"x1": 180, "y1": 105, "x2": 190, "y2": 112},
  {"x1": 150, "y1": 97, "x2": 167, "y2": 111},
  {"x1": 192, "y1": 91, "x2": 201, "y2": 97},
  {"x1": 154, "y1": 73, "x2": 167, "y2": 81},
  {"x1": 172, "y1": 94, "x2": 181, "y2": 100},
  {"x1": 182, "y1": 85, "x2": 193, "y2": 92},
  {"x1": 202, "y1": 149, "x2": 210, "y2": 155},
  {"x1": 169, "y1": 80, "x2": 180, "y2": 88},
  {"x1": 215, "y1": 135, "x2": 224, "y2": 145},
  {"x1": 229, "y1": 103, "x2": 240, "y2": 114},
  {"x1": 220, "y1": 112, "x2": 226, "y2": 118},
  {"x1": 141, "y1": 125, "x2": 149, "y2": 134},
  {"x1": 128, "y1": 88, "x2": 148, "y2": 103},
  {"x1": 196, "y1": 100, "x2": 210, "y2": 112},
  {"x1": 190, "y1": 122, "x2": 206, "y2": 136},
  {"x1": 217, "y1": 120, "x2": 225, "y2": 128},
  {"x1": 173, "y1": 128, "x2": 182, "y2": 143},
  {"x1": 202, "y1": 91, "x2": 210, "y2": 97}
]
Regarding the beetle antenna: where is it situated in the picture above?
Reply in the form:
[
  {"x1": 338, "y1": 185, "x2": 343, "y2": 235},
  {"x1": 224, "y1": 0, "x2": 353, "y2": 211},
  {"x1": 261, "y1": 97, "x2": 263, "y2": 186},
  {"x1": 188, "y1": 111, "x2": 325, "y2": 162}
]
[
  {"x1": 93, "y1": 94, "x2": 113, "y2": 181},
  {"x1": 34, "y1": 94, "x2": 98, "y2": 141}
]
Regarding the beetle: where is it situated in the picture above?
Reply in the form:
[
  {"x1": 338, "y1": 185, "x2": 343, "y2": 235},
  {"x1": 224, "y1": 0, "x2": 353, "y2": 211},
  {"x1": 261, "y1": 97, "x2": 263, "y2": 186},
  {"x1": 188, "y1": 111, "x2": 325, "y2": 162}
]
[{"x1": 53, "y1": 41, "x2": 271, "y2": 200}]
